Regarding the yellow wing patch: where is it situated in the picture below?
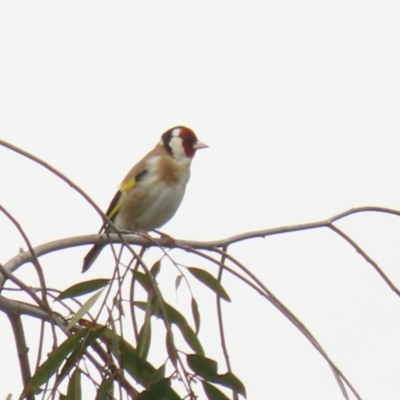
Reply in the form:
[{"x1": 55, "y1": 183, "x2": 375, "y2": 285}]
[
  {"x1": 106, "y1": 191, "x2": 122, "y2": 220},
  {"x1": 120, "y1": 177, "x2": 136, "y2": 193},
  {"x1": 105, "y1": 177, "x2": 136, "y2": 221},
  {"x1": 107, "y1": 196, "x2": 122, "y2": 220}
]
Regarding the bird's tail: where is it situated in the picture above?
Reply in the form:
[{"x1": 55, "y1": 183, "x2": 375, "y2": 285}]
[{"x1": 82, "y1": 244, "x2": 105, "y2": 272}]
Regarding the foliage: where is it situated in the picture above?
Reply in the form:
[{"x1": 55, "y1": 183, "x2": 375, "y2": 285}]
[{"x1": 2, "y1": 138, "x2": 399, "y2": 400}]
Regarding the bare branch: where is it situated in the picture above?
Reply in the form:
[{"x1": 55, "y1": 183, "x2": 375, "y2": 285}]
[
  {"x1": 329, "y1": 224, "x2": 400, "y2": 297},
  {"x1": 214, "y1": 249, "x2": 359, "y2": 400},
  {"x1": 7, "y1": 311, "x2": 34, "y2": 400}
]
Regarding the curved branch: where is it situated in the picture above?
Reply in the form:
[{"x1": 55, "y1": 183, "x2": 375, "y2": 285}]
[
  {"x1": 0, "y1": 297, "x2": 52, "y2": 321},
  {"x1": 2, "y1": 205, "x2": 399, "y2": 399},
  {"x1": 212, "y1": 248, "x2": 358, "y2": 400},
  {"x1": 0, "y1": 139, "x2": 106, "y2": 223},
  {"x1": 3, "y1": 204, "x2": 400, "y2": 302},
  {"x1": 330, "y1": 206, "x2": 400, "y2": 222}
]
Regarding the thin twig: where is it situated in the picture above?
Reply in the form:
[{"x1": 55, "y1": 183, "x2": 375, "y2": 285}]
[
  {"x1": 129, "y1": 246, "x2": 147, "y2": 343},
  {"x1": 216, "y1": 245, "x2": 238, "y2": 400},
  {"x1": 0, "y1": 264, "x2": 51, "y2": 314},
  {"x1": 2, "y1": 136, "x2": 398, "y2": 399},
  {"x1": 0, "y1": 205, "x2": 59, "y2": 356},
  {"x1": 212, "y1": 247, "x2": 357, "y2": 400},
  {"x1": 329, "y1": 224, "x2": 400, "y2": 296}
]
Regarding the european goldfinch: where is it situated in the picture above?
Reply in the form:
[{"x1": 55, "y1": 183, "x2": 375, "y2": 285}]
[{"x1": 82, "y1": 126, "x2": 208, "y2": 272}]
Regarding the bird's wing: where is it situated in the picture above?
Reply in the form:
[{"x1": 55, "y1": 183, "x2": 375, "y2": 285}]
[
  {"x1": 106, "y1": 173, "x2": 143, "y2": 221},
  {"x1": 105, "y1": 143, "x2": 171, "y2": 222}
]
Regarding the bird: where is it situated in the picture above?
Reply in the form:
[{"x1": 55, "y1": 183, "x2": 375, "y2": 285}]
[{"x1": 82, "y1": 126, "x2": 208, "y2": 272}]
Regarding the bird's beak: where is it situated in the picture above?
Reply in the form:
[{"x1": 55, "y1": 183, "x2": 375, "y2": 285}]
[{"x1": 194, "y1": 141, "x2": 209, "y2": 150}]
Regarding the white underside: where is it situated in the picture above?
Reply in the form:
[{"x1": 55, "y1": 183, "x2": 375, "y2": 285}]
[
  {"x1": 130, "y1": 182, "x2": 186, "y2": 230},
  {"x1": 114, "y1": 156, "x2": 191, "y2": 231}
]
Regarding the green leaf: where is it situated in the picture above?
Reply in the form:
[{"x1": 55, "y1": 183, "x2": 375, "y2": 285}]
[
  {"x1": 27, "y1": 330, "x2": 87, "y2": 390},
  {"x1": 214, "y1": 372, "x2": 246, "y2": 397},
  {"x1": 120, "y1": 344, "x2": 156, "y2": 387},
  {"x1": 187, "y1": 355, "x2": 246, "y2": 397},
  {"x1": 65, "y1": 369, "x2": 81, "y2": 400},
  {"x1": 100, "y1": 328, "x2": 156, "y2": 387},
  {"x1": 133, "y1": 271, "x2": 152, "y2": 292},
  {"x1": 187, "y1": 354, "x2": 218, "y2": 380},
  {"x1": 180, "y1": 323, "x2": 204, "y2": 355},
  {"x1": 191, "y1": 297, "x2": 200, "y2": 334},
  {"x1": 135, "y1": 300, "x2": 204, "y2": 356},
  {"x1": 187, "y1": 268, "x2": 231, "y2": 302},
  {"x1": 66, "y1": 290, "x2": 103, "y2": 330},
  {"x1": 134, "y1": 301, "x2": 183, "y2": 324},
  {"x1": 57, "y1": 326, "x2": 106, "y2": 384},
  {"x1": 165, "y1": 332, "x2": 178, "y2": 367},
  {"x1": 150, "y1": 260, "x2": 161, "y2": 277},
  {"x1": 175, "y1": 275, "x2": 182, "y2": 291},
  {"x1": 53, "y1": 327, "x2": 107, "y2": 392},
  {"x1": 55, "y1": 344, "x2": 84, "y2": 387},
  {"x1": 202, "y1": 381, "x2": 230, "y2": 400},
  {"x1": 149, "y1": 363, "x2": 166, "y2": 385},
  {"x1": 137, "y1": 379, "x2": 181, "y2": 400},
  {"x1": 95, "y1": 378, "x2": 113, "y2": 400},
  {"x1": 107, "y1": 319, "x2": 121, "y2": 358},
  {"x1": 56, "y1": 279, "x2": 110, "y2": 300},
  {"x1": 137, "y1": 300, "x2": 152, "y2": 360}
]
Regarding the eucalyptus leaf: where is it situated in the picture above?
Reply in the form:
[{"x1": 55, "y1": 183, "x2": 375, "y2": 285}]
[
  {"x1": 187, "y1": 268, "x2": 230, "y2": 302},
  {"x1": 56, "y1": 279, "x2": 110, "y2": 300}
]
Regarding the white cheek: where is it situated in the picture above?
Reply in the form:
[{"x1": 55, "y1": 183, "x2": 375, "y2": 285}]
[{"x1": 169, "y1": 137, "x2": 186, "y2": 160}]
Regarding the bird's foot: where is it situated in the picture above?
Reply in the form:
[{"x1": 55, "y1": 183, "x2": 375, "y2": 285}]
[
  {"x1": 119, "y1": 228, "x2": 148, "y2": 237},
  {"x1": 153, "y1": 229, "x2": 176, "y2": 246}
]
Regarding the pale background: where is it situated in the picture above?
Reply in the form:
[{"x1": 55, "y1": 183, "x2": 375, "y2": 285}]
[{"x1": 1, "y1": 1, "x2": 400, "y2": 399}]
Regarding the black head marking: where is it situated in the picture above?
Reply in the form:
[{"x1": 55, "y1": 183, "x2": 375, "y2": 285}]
[
  {"x1": 160, "y1": 126, "x2": 200, "y2": 159},
  {"x1": 161, "y1": 129, "x2": 174, "y2": 156}
]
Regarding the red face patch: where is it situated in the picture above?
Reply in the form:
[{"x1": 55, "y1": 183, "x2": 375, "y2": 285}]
[{"x1": 178, "y1": 127, "x2": 198, "y2": 158}]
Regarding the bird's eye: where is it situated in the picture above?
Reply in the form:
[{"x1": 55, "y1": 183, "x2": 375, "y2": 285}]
[
  {"x1": 179, "y1": 128, "x2": 197, "y2": 144},
  {"x1": 182, "y1": 135, "x2": 195, "y2": 144}
]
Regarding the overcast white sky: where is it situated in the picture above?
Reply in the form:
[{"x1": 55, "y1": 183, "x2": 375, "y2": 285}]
[{"x1": 1, "y1": 1, "x2": 400, "y2": 399}]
